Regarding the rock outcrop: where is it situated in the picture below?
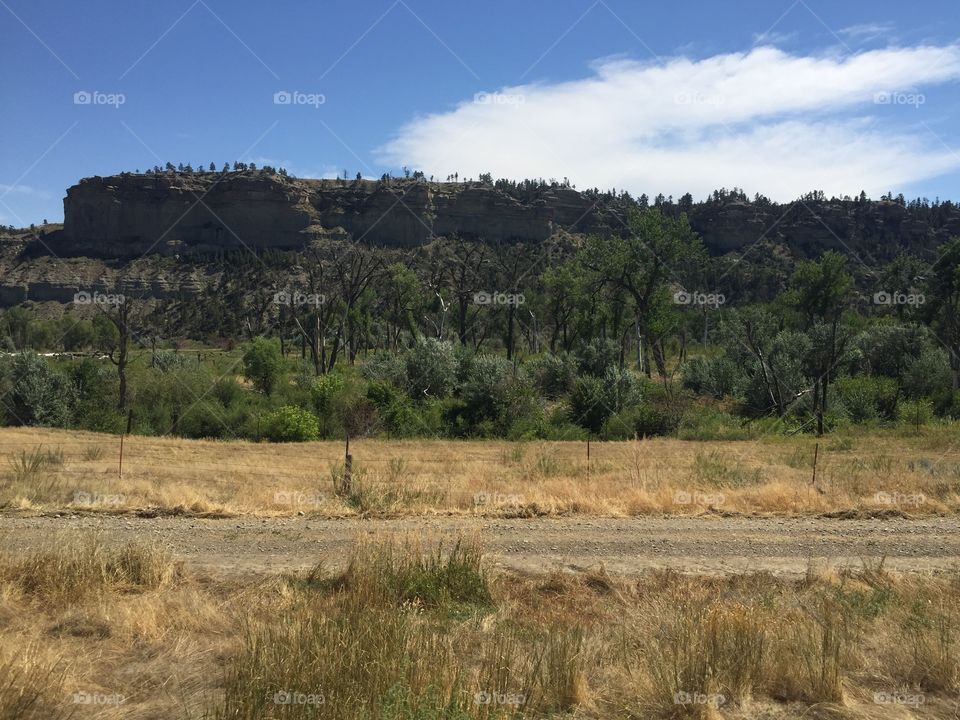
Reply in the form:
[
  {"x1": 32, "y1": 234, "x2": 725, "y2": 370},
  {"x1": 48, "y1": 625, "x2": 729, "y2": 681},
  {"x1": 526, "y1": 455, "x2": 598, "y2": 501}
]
[
  {"x1": 52, "y1": 172, "x2": 960, "y2": 262},
  {"x1": 2, "y1": 173, "x2": 957, "y2": 309},
  {"x1": 54, "y1": 173, "x2": 629, "y2": 258}
]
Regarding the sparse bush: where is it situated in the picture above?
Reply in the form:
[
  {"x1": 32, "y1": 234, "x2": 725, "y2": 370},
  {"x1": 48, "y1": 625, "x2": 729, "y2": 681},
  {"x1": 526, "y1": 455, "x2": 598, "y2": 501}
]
[
  {"x1": 2, "y1": 534, "x2": 175, "y2": 604},
  {"x1": 677, "y1": 406, "x2": 754, "y2": 440},
  {"x1": 150, "y1": 349, "x2": 189, "y2": 372},
  {"x1": 0, "y1": 645, "x2": 70, "y2": 720},
  {"x1": 335, "y1": 536, "x2": 491, "y2": 609},
  {"x1": 642, "y1": 587, "x2": 766, "y2": 715},
  {"x1": 81, "y1": 445, "x2": 104, "y2": 462},
  {"x1": 4, "y1": 445, "x2": 64, "y2": 498}
]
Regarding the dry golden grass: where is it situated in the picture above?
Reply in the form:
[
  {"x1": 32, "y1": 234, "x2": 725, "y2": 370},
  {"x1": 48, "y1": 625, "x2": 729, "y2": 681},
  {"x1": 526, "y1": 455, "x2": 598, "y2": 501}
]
[
  {"x1": 1, "y1": 426, "x2": 959, "y2": 518},
  {"x1": 0, "y1": 531, "x2": 958, "y2": 718}
]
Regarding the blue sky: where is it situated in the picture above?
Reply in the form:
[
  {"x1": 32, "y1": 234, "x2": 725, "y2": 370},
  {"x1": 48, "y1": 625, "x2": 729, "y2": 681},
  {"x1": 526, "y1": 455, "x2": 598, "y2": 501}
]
[{"x1": 2, "y1": 0, "x2": 960, "y2": 225}]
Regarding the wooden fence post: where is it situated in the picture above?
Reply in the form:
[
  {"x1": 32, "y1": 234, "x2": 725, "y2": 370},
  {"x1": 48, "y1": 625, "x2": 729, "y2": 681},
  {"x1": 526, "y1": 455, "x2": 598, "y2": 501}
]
[{"x1": 341, "y1": 432, "x2": 353, "y2": 496}]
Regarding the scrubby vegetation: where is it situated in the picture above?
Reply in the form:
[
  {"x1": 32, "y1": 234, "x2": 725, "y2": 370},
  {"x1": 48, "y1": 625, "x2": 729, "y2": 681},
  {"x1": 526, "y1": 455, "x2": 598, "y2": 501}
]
[
  {"x1": 2, "y1": 208, "x2": 959, "y2": 443},
  {"x1": 1, "y1": 533, "x2": 958, "y2": 718}
]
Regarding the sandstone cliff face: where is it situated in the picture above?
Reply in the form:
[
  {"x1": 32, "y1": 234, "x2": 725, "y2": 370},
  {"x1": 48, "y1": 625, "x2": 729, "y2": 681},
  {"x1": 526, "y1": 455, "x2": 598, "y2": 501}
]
[
  {"x1": 3, "y1": 175, "x2": 958, "y2": 309},
  {"x1": 59, "y1": 174, "x2": 317, "y2": 257},
  {"x1": 690, "y1": 199, "x2": 960, "y2": 258},
  {"x1": 57, "y1": 173, "x2": 960, "y2": 263},
  {"x1": 57, "y1": 173, "x2": 632, "y2": 257}
]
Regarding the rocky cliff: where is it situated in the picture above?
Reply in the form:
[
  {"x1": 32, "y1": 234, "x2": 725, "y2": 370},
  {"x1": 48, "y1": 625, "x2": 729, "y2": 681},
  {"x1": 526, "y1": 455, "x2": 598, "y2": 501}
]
[
  {"x1": 53, "y1": 173, "x2": 627, "y2": 258},
  {"x1": 3, "y1": 173, "x2": 959, "y2": 309},
  {"x1": 51, "y1": 172, "x2": 960, "y2": 262}
]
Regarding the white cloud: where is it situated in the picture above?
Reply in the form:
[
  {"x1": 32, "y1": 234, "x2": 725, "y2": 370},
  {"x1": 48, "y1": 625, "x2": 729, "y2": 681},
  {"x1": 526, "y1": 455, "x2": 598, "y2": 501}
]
[
  {"x1": 0, "y1": 184, "x2": 48, "y2": 198},
  {"x1": 378, "y1": 45, "x2": 960, "y2": 201},
  {"x1": 838, "y1": 22, "x2": 895, "y2": 41},
  {"x1": 752, "y1": 30, "x2": 797, "y2": 46}
]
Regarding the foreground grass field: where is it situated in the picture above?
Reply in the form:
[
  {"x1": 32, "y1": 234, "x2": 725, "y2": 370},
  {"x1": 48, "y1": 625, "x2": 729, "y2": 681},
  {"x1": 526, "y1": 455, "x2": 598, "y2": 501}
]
[
  {"x1": 1, "y1": 426, "x2": 959, "y2": 517},
  {"x1": 0, "y1": 532, "x2": 957, "y2": 719}
]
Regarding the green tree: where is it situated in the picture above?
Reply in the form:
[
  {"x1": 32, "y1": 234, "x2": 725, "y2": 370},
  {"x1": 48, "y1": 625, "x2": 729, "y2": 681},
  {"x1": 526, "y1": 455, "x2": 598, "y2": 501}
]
[
  {"x1": 383, "y1": 262, "x2": 422, "y2": 350},
  {"x1": 785, "y1": 251, "x2": 854, "y2": 434},
  {"x1": 580, "y1": 209, "x2": 705, "y2": 377},
  {"x1": 243, "y1": 337, "x2": 285, "y2": 395},
  {"x1": 925, "y1": 237, "x2": 960, "y2": 391}
]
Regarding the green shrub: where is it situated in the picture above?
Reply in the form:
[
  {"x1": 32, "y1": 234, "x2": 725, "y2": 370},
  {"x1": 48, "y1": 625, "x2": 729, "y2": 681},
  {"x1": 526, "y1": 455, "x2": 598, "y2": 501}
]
[
  {"x1": 8, "y1": 354, "x2": 75, "y2": 427},
  {"x1": 604, "y1": 365, "x2": 642, "y2": 410},
  {"x1": 600, "y1": 402, "x2": 679, "y2": 439},
  {"x1": 242, "y1": 337, "x2": 284, "y2": 395},
  {"x1": 310, "y1": 372, "x2": 344, "y2": 414},
  {"x1": 460, "y1": 355, "x2": 515, "y2": 424},
  {"x1": 526, "y1": 352, "x2": 577, "y2": 399},
  {"x1": 150, "y1": 350, "x2": 189, "y2": 373},
  {"x1": 570, "y1": 367, "x2": 642, "y2": 434},
  {"x1": 70, "y1": 359, "x2": 120, "y2": 432},
  {"x1": 903, "y1": 347, "x2": 953, "y2": 400},
  {"x1": 177, "y1": 402, "x2": 229, "y2": 439},
  {"x1": 834, "y1": 375, "x2": 899, "y2": 423},
  {"x1": 361, "y1": 351, "x2": 406, "y2": 387},
  {"x1": 569, "y1": 376, "x2": 610, "y2": 433},
  {"x1": 897, "y1": 399, "x2": 935, "y2": 429},
  {"x1": 677, "y1": 407, "x2": 754, "y2": 440},
  {"x1": 213, "y1": 376, "x2": 244, "y2": 407},
  {"x1": 682, "y1": 356, "x2": 743, "y2": 399},
  {"x1": 131, "y1": 366, "x2": 219, "y2": 436},
  {"x1": 404, "y1": 337, "x2": 458, "y2": 400},
  {"x1": 262, "y1": 406, "x2": 319, "y2": 442},
  {"x1": 575, "y1": 337, "x2": 620, "y2": 376}
]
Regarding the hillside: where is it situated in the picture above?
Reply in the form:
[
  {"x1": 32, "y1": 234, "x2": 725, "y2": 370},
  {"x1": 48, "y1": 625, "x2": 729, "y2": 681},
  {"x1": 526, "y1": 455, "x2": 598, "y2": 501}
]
[{"x1": 1, "y1": 171, "x2": 958, "y2": 308}]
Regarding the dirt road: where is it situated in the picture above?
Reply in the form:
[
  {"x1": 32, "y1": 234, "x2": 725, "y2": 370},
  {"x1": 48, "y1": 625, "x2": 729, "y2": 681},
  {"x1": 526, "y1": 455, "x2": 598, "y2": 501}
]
[{"x1": 2, "y1": 514, "x2": 958, "y2": 577}]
